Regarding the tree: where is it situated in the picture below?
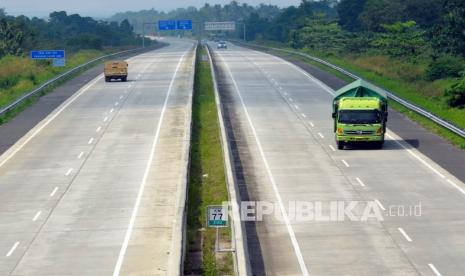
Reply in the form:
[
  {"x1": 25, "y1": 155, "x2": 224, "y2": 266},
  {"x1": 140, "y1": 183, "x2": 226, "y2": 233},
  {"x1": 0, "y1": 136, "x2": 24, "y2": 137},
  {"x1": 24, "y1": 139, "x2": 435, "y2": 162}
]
[
  {"x1": 337, "y1": 0, "x2": 366, "y2": 31},
  {"x1": 0, "y1": 19, "x2": 23, "y2": 57},
  {"x1": 434, "y1": 0, "x2": 465, "y2": 56}
]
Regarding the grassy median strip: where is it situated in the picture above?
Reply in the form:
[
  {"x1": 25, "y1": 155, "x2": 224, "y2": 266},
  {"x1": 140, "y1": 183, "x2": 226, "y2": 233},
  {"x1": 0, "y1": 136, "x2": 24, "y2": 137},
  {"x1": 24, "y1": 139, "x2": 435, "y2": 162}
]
[{"x1": 185, "y1": 46, "x2": 233, "y2": 275}]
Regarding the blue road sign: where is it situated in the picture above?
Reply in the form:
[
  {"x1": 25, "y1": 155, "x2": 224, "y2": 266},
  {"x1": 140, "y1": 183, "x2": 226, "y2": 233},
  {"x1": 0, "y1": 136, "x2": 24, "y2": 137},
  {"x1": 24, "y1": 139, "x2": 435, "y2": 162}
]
[
  {"x1": 176, "y1": 20, "x2": 192, "y2": 30},
  {"x1": 53, "y1": 59, "x2": 66, "y2": 67},
  {"x1": 31, "y1": 50, "x2": 65, "y2": 59},
  {"x1": 158, "y1": 20, "x2": 176, "y2": 31}
]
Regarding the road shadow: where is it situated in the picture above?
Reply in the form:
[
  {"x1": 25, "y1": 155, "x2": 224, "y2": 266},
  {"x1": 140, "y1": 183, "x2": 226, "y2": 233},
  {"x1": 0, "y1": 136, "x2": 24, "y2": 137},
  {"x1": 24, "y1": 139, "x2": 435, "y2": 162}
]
[{"x1": 342, "y1": 139, "x2": 419, "y2": 150}]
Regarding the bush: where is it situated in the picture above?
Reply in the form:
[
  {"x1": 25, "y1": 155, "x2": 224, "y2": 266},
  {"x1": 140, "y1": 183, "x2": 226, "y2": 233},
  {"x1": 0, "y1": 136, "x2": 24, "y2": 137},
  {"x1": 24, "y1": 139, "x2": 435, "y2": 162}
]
[
  {"x1": 425, "y1": 55, "x2": 465, "y2": 81},
  {"x1": 445, "y1": 75, "x2": 465, "y2": 108}
]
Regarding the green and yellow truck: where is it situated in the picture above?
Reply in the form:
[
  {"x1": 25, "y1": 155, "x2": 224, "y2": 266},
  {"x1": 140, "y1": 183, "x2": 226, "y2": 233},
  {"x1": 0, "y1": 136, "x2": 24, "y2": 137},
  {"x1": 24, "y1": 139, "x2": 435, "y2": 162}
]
[{"x1": 332, "y1": 79, "x2": 388, "y2": 150}]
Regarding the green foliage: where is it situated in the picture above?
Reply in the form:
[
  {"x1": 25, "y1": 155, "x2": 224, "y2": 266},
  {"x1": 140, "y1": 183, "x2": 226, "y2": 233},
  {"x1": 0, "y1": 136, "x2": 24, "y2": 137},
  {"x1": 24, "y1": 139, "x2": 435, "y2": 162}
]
[
  {"x1": 433, "y1": 0, "x2": 465, "y2": 57},
  {"x1": 0, "y1": 10, "x2": 140, "y2": 58},
  {"x1": 337, "y1": 0, "x2": 366, "y2": 31},
  {"x1": 445, "y1": 74, "x2": 465, "y2": 108},
  {"x1": 0, "y1": 19, "x2": 23, "y2": 56},
  {"x1": 371, "y1": 21, "x2": 427, "y2": 58},
  {"x1": 425, "y1": 54, "x2": 465, "y2": 80}
]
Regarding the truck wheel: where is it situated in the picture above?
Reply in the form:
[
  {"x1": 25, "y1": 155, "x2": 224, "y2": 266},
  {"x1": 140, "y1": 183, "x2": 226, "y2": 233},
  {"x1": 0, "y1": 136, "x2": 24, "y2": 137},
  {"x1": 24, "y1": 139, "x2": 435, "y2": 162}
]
[
  {"x1": 105, "y1": 77, "x2": 110, "y2": 82},
  {"x1": 337, "y1": 141, "x2": 344, "y2": 150},
  {"x1": 122, "y1": 76, "x2": 127, "y2": 82}
]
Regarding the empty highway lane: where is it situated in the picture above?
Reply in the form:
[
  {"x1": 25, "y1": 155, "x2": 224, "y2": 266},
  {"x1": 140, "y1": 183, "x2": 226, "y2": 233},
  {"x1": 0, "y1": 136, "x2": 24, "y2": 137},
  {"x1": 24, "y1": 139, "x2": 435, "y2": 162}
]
[
  {"x1": 0, "y1": 38, "x2": 195, "y2": 275},
  {"x1": 211, "y1": 42, "x2": 465, "y2": 276}
]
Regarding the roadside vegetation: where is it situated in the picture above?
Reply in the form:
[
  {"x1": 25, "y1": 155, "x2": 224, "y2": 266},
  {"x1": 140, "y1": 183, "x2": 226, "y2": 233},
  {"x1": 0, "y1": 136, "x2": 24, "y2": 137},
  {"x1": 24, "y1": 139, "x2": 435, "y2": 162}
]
[
  {"x1": 0, "y1": 9, "x2": 147, "y2": 123},
  {"x1": 185, "y1": 46, "x2": 233, "y2": 275}
]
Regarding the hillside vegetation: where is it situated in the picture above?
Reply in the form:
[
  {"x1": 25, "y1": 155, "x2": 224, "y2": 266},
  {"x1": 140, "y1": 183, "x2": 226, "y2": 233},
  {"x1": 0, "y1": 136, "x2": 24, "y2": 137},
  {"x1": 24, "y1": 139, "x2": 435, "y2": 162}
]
[{"x1": 0, "y1": 9, "x2": 145, "y2": 113}]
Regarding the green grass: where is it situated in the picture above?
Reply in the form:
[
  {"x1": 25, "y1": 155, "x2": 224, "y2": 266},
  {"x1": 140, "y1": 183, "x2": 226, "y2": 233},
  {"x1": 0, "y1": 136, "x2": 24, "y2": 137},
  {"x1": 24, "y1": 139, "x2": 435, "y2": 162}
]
[
  {"x1": 0, "y1": 48, "x2": 139, "y2": 124},
  {"x1": 245, "y1": 40, "x2": 465, "y2": 149},
  {"x1": 185, "y1": 46, "x2": 233, "y2": 275}
]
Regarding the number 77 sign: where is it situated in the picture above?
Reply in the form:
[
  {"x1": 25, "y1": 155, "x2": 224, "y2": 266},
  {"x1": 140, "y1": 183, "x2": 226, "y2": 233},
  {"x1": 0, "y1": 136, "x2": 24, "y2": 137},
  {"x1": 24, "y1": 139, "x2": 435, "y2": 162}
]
[{"x1": 207, "y1": 205, "x2": 228, "y2": 227}]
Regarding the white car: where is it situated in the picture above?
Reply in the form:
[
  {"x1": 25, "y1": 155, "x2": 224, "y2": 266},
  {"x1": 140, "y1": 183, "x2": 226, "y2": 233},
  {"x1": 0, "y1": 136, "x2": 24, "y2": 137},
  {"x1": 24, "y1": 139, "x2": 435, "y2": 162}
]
[{"x1": 217, "y1": 41, "x2": 227, "y2": 49}]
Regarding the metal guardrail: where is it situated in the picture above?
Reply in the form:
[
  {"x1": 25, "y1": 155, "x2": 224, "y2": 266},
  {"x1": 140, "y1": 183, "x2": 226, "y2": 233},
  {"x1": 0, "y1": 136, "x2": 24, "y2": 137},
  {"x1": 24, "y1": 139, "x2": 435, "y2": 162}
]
[
  {"x1": 234, "y1": 41, "x2": 465, "y2": 139},
  {"x1": 0, "y1": 46, "x2": 154, "y2": 116}
]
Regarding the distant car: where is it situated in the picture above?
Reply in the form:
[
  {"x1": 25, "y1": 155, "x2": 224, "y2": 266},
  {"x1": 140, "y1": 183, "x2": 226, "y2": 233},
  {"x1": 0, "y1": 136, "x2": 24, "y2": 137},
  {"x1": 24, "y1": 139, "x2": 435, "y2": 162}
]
[{"x1": 217, "y1": 41, "x2": 227, "y2": 49}]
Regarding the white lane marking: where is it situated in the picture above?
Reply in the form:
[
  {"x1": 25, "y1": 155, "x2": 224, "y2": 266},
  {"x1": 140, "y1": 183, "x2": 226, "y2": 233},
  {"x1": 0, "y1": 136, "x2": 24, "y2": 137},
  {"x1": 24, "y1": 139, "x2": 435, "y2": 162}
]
[
  {"x1": 119, "y1": 95, "x2": 124, "y2": 100},
  {"x1": 110, "y1": 108, "x2": 114, "y2": 113},
  {"x1": 309, "y1": 122, "x2": 314, "y2": 127},
  {"x1": 374, "y1": 199, "x2": 386, "y2": 211},
  {"x1": 329, "y1": 145, "x2": 336, "y2": 152},
  {"x1": 50, "y1": 187, "x2": 58, "y2": 197},
  {"x1": 428, "y1": 264, "x2": 442, "y2": 276},
  {"x1": 318, "y1": 132, "x2": 324, "y2": 138},
  {"x1": 115, "y1": 102, "x2": 119, "y2": 106},
  {"x1": 386, "y1": 133, "x2": 465, "y2": 195},
  {"x1": 294, "y1": 104, "x2": 300, "y2": 110},
  {"x1": 65, "y1": 168, "x2": 73, "y2": 176},
  {"x1": 6, "y1": 242, "x2": 19, "y2": 257},
  {"x1": 103, "y1": 116, "x2": 109, "y2": 122},
  {"x1": 0, "y1": 75, "x2": 103, "y2": 169},
  {"x1": 386, "y1": 133, "x2": 446, "y2": 179},
  {"x1": 77, "y1": 152, "x2": 84, "y2": 159},
  {"x1": 289, "y1": 98, "x2": 294, "y2": 102},
  {"x1": 88, "y1": 138, "x2": 94, "y2": 145},
  {"x1": 356, "y1": 177, "x2": 366, "y2": 187},
  {"x1": 342, "y1": 159, "x2": 350, "y2": 167},
  {"x1": 218, "y1": 52, "x2": 310, "y2": 276},
  {"x1": 279, "y1": 86, "x2": 283, "y2": 90},
  {"x1": 112, "y1": 48, "x2": 190, "y2": 276},
  {"x1": 301, "y1": 113, "x2": 306, "y2": 118},
  {"x1": 96, "y1": 126, "x2": 102, "y2": 133},
  {"x1": 446, "y1": 179, "x2": 465, "y2": 195},
  {"x1": 32, "y1": 211, "x2": 42, "y2": 221},
  {"x1": 398, "y1": 227, "x2": 412, "y2": 242}
]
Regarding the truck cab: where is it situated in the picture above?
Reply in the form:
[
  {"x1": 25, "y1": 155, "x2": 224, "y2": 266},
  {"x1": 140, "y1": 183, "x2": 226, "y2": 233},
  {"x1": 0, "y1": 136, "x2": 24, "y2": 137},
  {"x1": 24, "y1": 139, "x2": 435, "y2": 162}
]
[{"x1": 332, "y1": 80, "x2": 388, "y2": 149}]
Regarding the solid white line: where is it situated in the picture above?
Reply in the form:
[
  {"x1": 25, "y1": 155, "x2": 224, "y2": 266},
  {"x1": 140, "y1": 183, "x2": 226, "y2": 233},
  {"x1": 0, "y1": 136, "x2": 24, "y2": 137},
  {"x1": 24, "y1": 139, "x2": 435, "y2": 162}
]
[
  {"x1": 110, "y1": 108, "x2": 114, "y2": 113},
  {"x1": 294, "y1": 104, "x2": 300, "y2": 110},
  {"x1": 65, "y1": 168, "x2": 73, "y2": 176},
  {"x1": 428, "y1": 263, "x2": 442, "y2": 276},
  {"x1": 88, "y1": 138, "x2": 94, "y2": 145},
  {"x1": 374, "y1": 199, "x2": 386, "y2": 211},
  {"x1": 6, "y1": 242, "x2": 19, "y2": 257},
  {"x1": 218, "y1": 52, "x2": 310, "y2": 276},
  {"x1": 103, "y1": 116, "x2": 109, "y2": 122},
  {"x1": 342, "y1": 159, "x2": 350, "y2": 167},
  {"x1": 318, "y1": 132, "x2": 324, "y2": 138},
  {"x1": 112, "y1": 48, "x2": 189, "y2": 276},
  {"x1": 0, "y1": 75, "x2": 103, "y2": 169},
  {"x1": 398, "y1": 227, "x2": 412, "y2": 242},
  {"x1": 77, "y1": 152, "x2": 84, "y2": 159},
  {"x1": 329, "y1": 145, "x2": 336, "y2": 152},
  {"x1": 446, "y1": 179, "x2": 465, "y2": 195},
  {"x1": 301, "y1": 113, "x2": 306, "y2": 118},
  {"x1": 309, "y1": 122, "x2": 314, "y2": 127},
  {"x1": 32, "y1": 211, "x2": 42, "y2": 221},
  {"x1": 50, "y1": 187, "x2": 58, "y2": 197},
  {"x1": 96, "y1": 126, "x2": 102, "y2": 133},
  {"x1": 356, "y1": 177, "x2": 366, "y2": 187}
]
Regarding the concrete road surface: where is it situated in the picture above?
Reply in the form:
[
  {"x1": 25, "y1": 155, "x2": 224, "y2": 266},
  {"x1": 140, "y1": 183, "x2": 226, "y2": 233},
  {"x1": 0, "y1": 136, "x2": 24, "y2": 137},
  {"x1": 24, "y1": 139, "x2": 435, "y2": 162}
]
[
  {"x1": 210, "y1": 42, "x2": 465, "y2": 276},
  {"x1": 0, "y1": 38, "x2": 195, "y2": 275}
]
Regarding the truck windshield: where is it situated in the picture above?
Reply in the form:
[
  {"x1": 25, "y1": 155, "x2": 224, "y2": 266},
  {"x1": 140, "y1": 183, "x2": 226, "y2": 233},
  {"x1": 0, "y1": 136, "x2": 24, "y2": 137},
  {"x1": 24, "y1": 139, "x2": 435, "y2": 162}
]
[{"x1": 338, "y1": 110, "x2": 381, "y2": 124}]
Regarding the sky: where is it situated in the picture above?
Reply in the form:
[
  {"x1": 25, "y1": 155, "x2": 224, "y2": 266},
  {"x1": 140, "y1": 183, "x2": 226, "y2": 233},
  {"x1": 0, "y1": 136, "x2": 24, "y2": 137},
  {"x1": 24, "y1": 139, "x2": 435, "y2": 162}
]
[{"x1": 1, "y1": 0, "x2": 300, "y2": 18}]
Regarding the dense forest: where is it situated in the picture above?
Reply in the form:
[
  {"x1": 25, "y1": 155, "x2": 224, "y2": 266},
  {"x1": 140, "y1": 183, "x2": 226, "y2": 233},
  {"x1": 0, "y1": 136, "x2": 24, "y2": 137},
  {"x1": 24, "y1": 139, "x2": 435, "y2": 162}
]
[
  {"x1": 0, "y1": 9, "x2": 141, "y2": 58},
  {"x1": 111, "y1": 0, "x2": 465, "y2": 109}
]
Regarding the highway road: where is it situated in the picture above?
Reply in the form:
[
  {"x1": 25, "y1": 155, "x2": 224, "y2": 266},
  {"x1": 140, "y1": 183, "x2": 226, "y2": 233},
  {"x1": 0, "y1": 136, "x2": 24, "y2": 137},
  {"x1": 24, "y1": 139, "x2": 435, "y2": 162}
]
[
  {"x1": 210, "y1": 42, "x2": 465, "y2": 275},
  {"x1": 0, "y1": 38, "x2": 195, "y2": 275}
]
